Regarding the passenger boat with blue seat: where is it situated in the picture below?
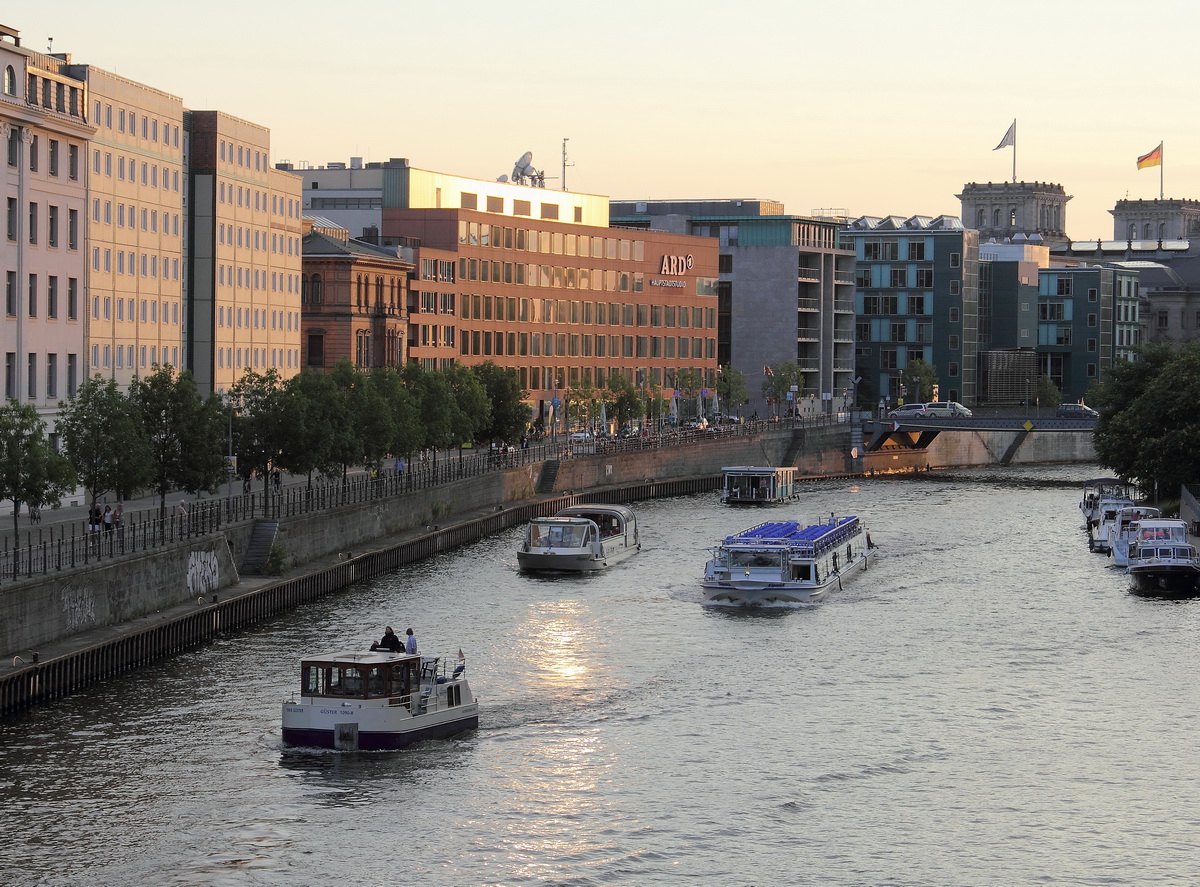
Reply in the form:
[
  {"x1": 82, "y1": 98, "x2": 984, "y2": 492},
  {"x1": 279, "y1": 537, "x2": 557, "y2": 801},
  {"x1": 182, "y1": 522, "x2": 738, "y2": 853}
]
[
  {"x1": 282, "y1": 648, "x2": 477, "y2": 750},
  {"x1": 720, "y1": 466, "x2": 799, "y2": 506},
  {"x1": 701, "y1": 513, "x2": 876, "y2": 605},
  {"x1": 517, "y1": 503, "x2": 640, "y2": 572},
  {"x1": 1126, "y1": 519, "x2": 1200, "y2": 595}
]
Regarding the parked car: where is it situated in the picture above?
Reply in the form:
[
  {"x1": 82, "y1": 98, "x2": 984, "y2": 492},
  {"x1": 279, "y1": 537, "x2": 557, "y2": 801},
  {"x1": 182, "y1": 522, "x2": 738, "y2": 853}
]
[
  {"x1": 1056, "y1": 403, "x2": 1099, "y2": 419},
  {"x1": 889, "y1": 403, "x2": 929, "y2": 418},
  {"x1": 923, "y1": 401, "x2": 973, "y2": 418}
]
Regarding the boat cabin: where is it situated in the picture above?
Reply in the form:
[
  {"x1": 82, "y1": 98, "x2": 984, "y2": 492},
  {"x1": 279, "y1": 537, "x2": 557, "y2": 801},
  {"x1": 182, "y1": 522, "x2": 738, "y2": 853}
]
[
  {"x1": 299, "y1": 651, "x2": 455, "y2": 709},
  {"x1": 721, "y1": 466, "x2": 799, "y2": 505}
]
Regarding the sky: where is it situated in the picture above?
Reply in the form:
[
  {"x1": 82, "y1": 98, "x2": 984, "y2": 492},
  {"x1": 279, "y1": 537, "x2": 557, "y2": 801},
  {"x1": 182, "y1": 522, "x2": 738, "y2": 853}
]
[{"x1": 11, "y1": 0, "x2": 1199, "y2": 239}]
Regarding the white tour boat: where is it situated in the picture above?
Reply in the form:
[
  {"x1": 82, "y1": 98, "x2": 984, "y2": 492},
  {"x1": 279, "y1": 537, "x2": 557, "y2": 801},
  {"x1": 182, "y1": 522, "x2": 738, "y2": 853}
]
[
  {"x1": 701, "y1": 513, "x2": 877, "y2": 605},
  {"x1": 1079, "y1": 477, "x2": 1135, "y2": 540},
  {"x1": 1107, "y1": 505, "x2": 1161, "y2": 567},
  {"x1": 1126, "y1": 519, "x2": 1200, "y2": 594},
  {"x1": 720, "y1": 466, "x2": 800, "y2": 506},
  {"x1": 282, "y1": 648, "x2": 478, "y2": 751},
  {"x1": 517, "y1": 503, "x2": 640, "y2": 572}
]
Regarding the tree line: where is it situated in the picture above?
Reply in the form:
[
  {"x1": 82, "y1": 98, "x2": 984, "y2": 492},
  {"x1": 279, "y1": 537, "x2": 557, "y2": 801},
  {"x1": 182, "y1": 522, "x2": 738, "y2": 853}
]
[{"x1": 0, "y1": 360, "x2": 530, "y2": 537}]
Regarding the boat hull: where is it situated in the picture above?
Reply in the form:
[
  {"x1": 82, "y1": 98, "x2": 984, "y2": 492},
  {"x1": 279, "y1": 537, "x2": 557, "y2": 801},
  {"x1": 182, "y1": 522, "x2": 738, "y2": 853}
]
[
  {"x1": 702, "y1": 546, "x2": 876, "y2": 605},
  {"x1": 282, "y1": 702, "x2": 479, "y2": 751},
  {"x1": 517, "y1": 550, "x2": 607, "y2": 572},
  {"x1": 1127, "y1": 566, "x2": 1200, "y2": 595}
]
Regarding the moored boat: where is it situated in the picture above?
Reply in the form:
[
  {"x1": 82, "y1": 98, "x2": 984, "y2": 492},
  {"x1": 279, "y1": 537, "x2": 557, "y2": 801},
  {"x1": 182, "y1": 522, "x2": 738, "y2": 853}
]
[
  {"x1": 701, "y1": 513, "x2": 876, "y2": 605},
  {"x1": 720, "y1": 466, "x2": 799, "y2": 506},
  {"x1": 1126, "y1": 519, "x2": 1200, "y2": 595},
  {"x1": 1081, "y1": 478, "x2": 1137, "y2": 552},
  {"x1": 1107, "y1": 505, "x2": 1161, "y2": 567},
  {"x1": 282, "y1": 648, "x2": 478, "y2": 750},
  {"x1": 517, "y1": 503, "x2": 640, "y2": 572}
]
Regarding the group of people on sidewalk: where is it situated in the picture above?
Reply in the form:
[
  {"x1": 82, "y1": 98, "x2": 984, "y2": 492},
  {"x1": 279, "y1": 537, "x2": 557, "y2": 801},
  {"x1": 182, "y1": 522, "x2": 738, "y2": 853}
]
[
  {"x1": 371, "y1": 626, "x2": 418, "y2": 655},
  {"x1": 87, "y1": 503, "x2": 124, "y2": 538}
]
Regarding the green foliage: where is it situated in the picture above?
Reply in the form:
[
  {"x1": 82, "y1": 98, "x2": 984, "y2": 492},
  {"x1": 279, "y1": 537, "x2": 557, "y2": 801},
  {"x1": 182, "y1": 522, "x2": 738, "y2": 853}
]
[
  {"x1": 901, "y1": 359, "x2": 938, "y2": 404},
  {"x1": 471, "y1": 362, "x2": 530, "y2": 444},
  {"x1": 715, "y1": 365, "x2": 748, "y2": 415},
  {"x1": 230, "y1": 369, "x2": 292, "y2": 494},
  {"x1": 1092, "y1": 343, "x2": 1200, "y2": 494},
  {"x1": 606, "y1": 374, "x2": 643, "y2": 428},
  {"x1": 1036, "y1": 375, "x2": 1061, "y2": 409},
  {"x1": 0, "y1": 401, "x2": 76, "y2": 538},
  {"x1": 263, "y1": 542, "x2": 288, "y2": 575},
  {"x1": 760, "y1": 362, "x2": 804, "y2": 414},
  {"x1": 57, "y1": 375, "x2": 151, "y2": 506}
]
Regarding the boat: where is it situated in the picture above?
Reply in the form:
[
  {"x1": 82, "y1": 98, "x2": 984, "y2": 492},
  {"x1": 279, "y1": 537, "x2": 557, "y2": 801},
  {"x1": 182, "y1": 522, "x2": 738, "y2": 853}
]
[
  {"x1": 700, "y1": 513, "x2": 877, "y2": 605},
  {"x1": 516, "y1": 503, "x2": 640, "y2": 572},
  {"x1": 1080, "y1": 478, "x2": 1137, "y2": 552},
  {"x1": 720, "y1": 466, "x2": 799, "y2": 506},
  {"x1": 282, "y1": 648, "x2": 478, "y2": 750},
  {"x1": 1126, "y1": 519, "x2": 1200, "y2": 594},
  {"x1": 1107, "y1": 505, "x2": 1161, "y2": 567}
]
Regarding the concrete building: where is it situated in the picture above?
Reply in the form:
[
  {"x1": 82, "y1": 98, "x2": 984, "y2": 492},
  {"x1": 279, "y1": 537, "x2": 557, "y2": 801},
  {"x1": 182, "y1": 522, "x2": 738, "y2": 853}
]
[
  {"x1": 1, "y1": 26, "x2": 92, "y2": 424},
  {"x1": 957, "y1": 181, "x2": 1071, "y2": 248},
  {"x1": 296, "y1": 160, "x2": 719, "y2": 423},
  {"x1": 1035, "y1": 264, "x2": 1119, "y2": 400},
  {"x1": 58, "y1": 61, "x2": 186, "y2": 391},
  {"x1": 1111, "y1": 198, "x2": 1200, "y2": 242},
  {"x1": 841, "y1": 215, "x2": 979, "y2": 406},
  {"x1": 609, "y1": 199, "x2": 856, "y2": 417},
  {"x1": 186, "y1": 111, "x2": 303, "y2": 394}
]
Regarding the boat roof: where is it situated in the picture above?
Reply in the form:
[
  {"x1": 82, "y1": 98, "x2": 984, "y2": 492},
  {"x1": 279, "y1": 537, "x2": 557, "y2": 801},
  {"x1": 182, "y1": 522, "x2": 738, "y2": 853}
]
[
  {"x1": 722, "y1": 466, "x2": 795, "y2": 475},
  {"x1": 299, "y1": 650, "x2": 422, "y2": 666},
  {"x1": 555, "y1": 504, "x2": 637, "y2": 520},
  {"x1": 1082, "y1": 477, "x2": 1128, "y2": 486},
  {"x1": 723, "y1": 517, "x2": 858, "y2": 545}
]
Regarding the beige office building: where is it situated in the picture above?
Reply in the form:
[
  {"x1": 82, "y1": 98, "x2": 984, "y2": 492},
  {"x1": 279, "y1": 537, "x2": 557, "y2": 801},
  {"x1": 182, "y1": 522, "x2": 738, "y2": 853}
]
[
  {"x1": 187, "y1": 111, "x2": 303, "y2": 395},
  {"x1": 1, "y1": 26, "x2": 92, "y2": 424}
]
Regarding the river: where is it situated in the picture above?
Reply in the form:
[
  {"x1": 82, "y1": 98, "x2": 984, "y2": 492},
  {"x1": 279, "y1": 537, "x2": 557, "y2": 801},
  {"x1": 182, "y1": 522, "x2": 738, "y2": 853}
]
[{"x1": 2, "y1": 463, "x2": 1198, "y2": 886}]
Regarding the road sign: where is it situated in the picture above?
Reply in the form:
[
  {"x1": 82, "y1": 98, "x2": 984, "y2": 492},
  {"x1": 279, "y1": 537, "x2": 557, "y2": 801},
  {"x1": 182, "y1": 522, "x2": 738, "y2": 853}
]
[{"x1": 226, "y1": 455, "x2": 237, "y2": 474}]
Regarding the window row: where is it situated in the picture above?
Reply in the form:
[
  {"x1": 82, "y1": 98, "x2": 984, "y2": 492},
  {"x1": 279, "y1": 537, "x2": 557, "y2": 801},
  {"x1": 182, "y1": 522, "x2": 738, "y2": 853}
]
[
  {"x1": 457, "y1": 258, "x2": 718, "y2": 297},
  {"x1": 92, "y1": 249, "x2": 180, "y2": 281},
  {"x1": 857, "y1": 266, "x2": 938, "y2": 288},
  {"x1": 217, "y1": 305, "x2": 298, "y2": 331},
  {"x1": 219, "y1": 140, "x2": 269, "y2": 173},
  {"x1": 91, "y1": 295, "x2": 180, "y2": 326},
  {"x1": 459, "y1": 330, "x2": 717, "y2": 361},
  {"x1": 216, "y1": 346, "x2": 298, "y2": 371},
  {"x1": 4, "y1": 351, "x2": 78, "y2": 401},
  {"x1": 460, "y1": 221, "x2": 646, "y2": 261},
  {"x1": 91, "y1": 149, "x2": 181, "y2": 192},
  {"x1": 218, "y1": 222, "x2": 299, "y2": 255},
  {"x1": 518, "y1": 365, "x2": 716, "y2": 393},
  {"x1": 861, "y1": 239, "x2": 928, "y2": 262},
  {"x1": 458, "y1": 295, "x2": 716, "y2": 330},
  {"x1": 410, "y1": 290, "x2": 456, "y2": 315},
  {"x1": 91, "y1": 199, "x2": 180, "y2": 237},
  {"x1": 24, "y1": 72, "x2": 84, "y2": 118},
  {"x1": 90, "y1": 343, "x2": 181, "y2": 372},
  {"x1": 93, "y1": 101, "x2": 180, "y2": 149},
  {"x1": 419, "y1": 258, "x2": 457, "y2": 283},
  {"x1": 216, "y1": 266, "x2": 300, "y2": 293},
  {"x1": 6, "y1": 199, "x2": 79, "y2": 249},
  {"x1": 218, "y1": 180, "x2": 301, "y2": 220},
  {"x1": 6, "y1": 131, "x2": 81, "y2": 180},
  {"x1": 4, "y1": 272, "x2": 79, "y2": 320}
]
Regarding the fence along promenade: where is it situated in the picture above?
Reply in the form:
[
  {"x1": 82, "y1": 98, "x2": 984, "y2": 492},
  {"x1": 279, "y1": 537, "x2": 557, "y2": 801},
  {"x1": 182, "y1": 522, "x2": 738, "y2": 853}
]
[{"x1": 0, "y1": 414, "x2": 840, "y2": 586}]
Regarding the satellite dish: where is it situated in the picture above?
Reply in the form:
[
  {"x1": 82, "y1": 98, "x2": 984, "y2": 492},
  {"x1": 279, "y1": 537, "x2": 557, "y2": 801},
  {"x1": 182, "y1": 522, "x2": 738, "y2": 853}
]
[
  {"x1": 516, "y1": 151, "x2": 533, "y2": 170},
  {"x1": 496, "y1": 175, "x2": 508, "y2": 183}
]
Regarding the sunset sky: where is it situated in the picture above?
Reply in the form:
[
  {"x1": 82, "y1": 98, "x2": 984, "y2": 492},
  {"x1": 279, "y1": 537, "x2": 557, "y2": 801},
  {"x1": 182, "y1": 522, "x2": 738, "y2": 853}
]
[{"x1": 13, "y1": 0, "x2": 1198, "y2": 239}]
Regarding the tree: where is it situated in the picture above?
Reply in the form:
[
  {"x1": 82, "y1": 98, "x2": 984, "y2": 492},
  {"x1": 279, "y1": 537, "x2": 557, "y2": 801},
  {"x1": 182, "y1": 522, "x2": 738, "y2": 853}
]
[
  {"x1": 1036, "y1": 375, "x2": 1061, "y2": 409},
  {"x1": 472, "y1": 362, "x2": 530, "y2": 444},
  {"x1": 676, "y1": 368, "x2": 703, "y2": 420},
  {"x1": 1093, "y1": 343, "x2": 1200, "y2": 495},
  {"x1": 403, "y1": 364, "x2": 458, "y2": 464},
  {"x1": 606, "y1": 373, "x2": 643, "y2": 429},
  {"x1": 129, "y1": 366, "x2": 226, "y2": 516},
  {"x1": 441, "y1": 364, "x2": 489, "y2": 452},
  {"x1": 368, "y1": 366, "x2": 423, "y2": 464},
  {"x1": 57, "y1": 376, "x2": 151, "y2": 508},
  {"x1": 280, "y1": 368, "x2": 346, "y2": 484},
  {"x1": 230, "y1": 369, "x2": 292, "y2": 495},
  {"x1": 715, "y1": 365, "x2": 748, "y2": 417},
  {"x1": 901, "y1": 359, "x2": 938, "y2": 405},
  {"x1": 0, "y1": 402, "x2": 76, "y2": 539}
]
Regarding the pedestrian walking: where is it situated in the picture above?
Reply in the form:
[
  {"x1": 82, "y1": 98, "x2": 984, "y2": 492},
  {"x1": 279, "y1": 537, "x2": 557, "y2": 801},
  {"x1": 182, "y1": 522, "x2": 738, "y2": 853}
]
[{"x1": 102, "y1": 505, "x2": 114, "y2": 536}]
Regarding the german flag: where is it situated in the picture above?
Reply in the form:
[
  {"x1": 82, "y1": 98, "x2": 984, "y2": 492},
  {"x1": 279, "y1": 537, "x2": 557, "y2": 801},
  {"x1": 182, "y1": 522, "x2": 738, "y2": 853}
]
[{"x1": 1137, "y1": 143, "x2": 1163, "y2": 169}]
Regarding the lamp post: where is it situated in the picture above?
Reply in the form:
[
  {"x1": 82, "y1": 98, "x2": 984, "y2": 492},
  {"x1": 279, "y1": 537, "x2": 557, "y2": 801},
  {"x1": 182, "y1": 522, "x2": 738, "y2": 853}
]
[{"x1": 224, "y1": 394, "x2": 237, "y2": 518}]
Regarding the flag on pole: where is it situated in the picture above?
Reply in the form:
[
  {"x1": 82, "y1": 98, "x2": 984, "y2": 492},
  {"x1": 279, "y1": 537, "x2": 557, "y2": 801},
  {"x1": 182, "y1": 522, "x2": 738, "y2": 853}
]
[
  {"x1": 1137, "y1": 142, "x2": 1163, "y2": 169},
  {"x1": 993, "y1": 120, "x2": 1016, "y2": 151}
]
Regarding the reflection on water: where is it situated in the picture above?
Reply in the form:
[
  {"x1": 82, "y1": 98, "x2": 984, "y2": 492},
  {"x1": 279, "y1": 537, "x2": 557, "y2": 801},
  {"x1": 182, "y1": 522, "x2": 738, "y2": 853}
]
[{"x1": 4, "y1": 464, "x2": 1200, "y2": 886}]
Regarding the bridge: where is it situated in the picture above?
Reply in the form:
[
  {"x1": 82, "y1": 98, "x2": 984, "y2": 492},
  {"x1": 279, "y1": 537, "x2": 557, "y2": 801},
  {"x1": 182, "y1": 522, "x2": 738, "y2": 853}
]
[{"x1": 861, "y1": 414, "x2": 1096, "y2": 461}]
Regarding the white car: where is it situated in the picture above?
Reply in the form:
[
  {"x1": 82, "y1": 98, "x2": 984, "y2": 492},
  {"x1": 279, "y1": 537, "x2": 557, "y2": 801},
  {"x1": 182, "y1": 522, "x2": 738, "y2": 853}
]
[
  {"x1": 923, "y1": 402, "x2": 972, "y2": 418},
  {"x1": 888, "y1": 403, "x2": 928, "y2": 418}
]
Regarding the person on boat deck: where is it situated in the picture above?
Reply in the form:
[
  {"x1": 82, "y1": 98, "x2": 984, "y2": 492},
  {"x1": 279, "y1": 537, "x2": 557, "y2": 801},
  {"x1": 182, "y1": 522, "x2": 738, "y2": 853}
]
[
  {"x1": 405, "y1": 627, "x2": 418, "y2": 655},
  {"x1": 372, "y1": 626, "x2": 404, "y2": 652}
]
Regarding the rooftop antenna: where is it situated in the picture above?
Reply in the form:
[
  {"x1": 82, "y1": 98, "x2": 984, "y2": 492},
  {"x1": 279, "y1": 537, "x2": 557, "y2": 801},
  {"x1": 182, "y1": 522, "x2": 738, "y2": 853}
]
[
  {"x1": 47, "y1": 36, "x2": 53, "y2": 53},
  {"x1": 511, "y1": 151, "x2": 545, "y2": 188},
  {"x1": 562, "y1": 138, "x2": 574, "y2": 191}
]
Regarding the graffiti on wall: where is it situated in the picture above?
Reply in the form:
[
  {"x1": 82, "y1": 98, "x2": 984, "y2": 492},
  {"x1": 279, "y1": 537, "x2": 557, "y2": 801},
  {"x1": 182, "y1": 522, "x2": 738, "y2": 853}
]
[
  {"x1": 187, "y1": 549, "x2": 220, "y2": 596},
  {"x1": 60, "y1": 582, "x2": 97, "y2": 632}
]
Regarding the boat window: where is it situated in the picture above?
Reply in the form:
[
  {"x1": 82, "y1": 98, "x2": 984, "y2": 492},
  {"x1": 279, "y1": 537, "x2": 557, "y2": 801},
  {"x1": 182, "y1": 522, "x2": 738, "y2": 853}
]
[
  {"x1": 302, "y1": 664, "x2": 367, "y2": 697},
  {"x1": 729, "y1": 551, "x2": 781, "y2": 568}
]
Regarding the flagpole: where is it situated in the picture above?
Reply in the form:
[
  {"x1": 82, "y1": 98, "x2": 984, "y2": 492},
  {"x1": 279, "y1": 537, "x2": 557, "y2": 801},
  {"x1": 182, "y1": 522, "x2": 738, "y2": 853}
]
[
  {"x1": 1011, "y1": 119, "x2": 1017, "y2": 183},
  {"x1": 1160, "y1": 141, "x2": 1164, "y2": 199}
]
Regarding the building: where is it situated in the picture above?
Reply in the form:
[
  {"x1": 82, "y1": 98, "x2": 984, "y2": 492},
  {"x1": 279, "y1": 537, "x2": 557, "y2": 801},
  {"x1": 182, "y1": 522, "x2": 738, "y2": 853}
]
[
  {"x1": 1, "y1": 26, "x2": 92, "y2": 423},
  {"x1": 1111, "y1": 198, "x2": 1200, "y2": 242},
  {"x1": 57, "y1": 60, "x2": 186, "y2": 391},
  {"x1": 185, "y1": 111, "x2": 303, "y2": 395},
  {"x1": 1035, "y1": 264, "x2": 1118, "y2": 400},
  {"x1": 296, "y1": 159, "x2": 719, "y2": 424},
  {"x1": 609, "y1": 199, "x2": 856, "y2": 417},
  {"x1": 300, "y1": 217, "x2": 412, "y2": 370},
  {"x1": 841, "y1": 215, "x2": 979, "y2": 406},
  {"x1": 957, "y1": 181, "x2": 1071, "y2": 248}
]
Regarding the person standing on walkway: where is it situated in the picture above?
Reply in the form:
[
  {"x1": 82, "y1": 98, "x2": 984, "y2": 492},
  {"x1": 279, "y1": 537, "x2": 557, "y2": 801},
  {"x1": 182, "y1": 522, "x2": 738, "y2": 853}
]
[
  {"x1": 113, "y1": 505, "x2": 124, "y2": 543},
  {"x1": 89, "y1": 503, "x2": 101, "y2": 535},
  {"x1": 102, "y1": 505, "x2": 114, "y2": 537}
]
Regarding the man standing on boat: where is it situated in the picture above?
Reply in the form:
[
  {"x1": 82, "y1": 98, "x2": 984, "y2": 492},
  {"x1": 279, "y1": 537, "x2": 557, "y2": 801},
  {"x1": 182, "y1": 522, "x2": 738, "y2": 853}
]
[
  {"x1": 405, "y1": 628, "x2": 418, "y2": 655},
  {"x1": 372, "y1": 626, "x2": 404, "y2": 652}
]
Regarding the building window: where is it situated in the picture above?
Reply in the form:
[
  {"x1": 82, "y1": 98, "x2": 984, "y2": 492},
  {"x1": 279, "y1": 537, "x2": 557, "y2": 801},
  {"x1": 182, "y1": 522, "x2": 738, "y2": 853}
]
[
  {"x1": 1088, "y1": 313, "x2": 1097, "y2": 328},
  {"x1": 28, "y1": 203, "x2": 37, "y2": 243},
  {"x1": 1088, "y1": 287, "x2": 1097, "y2": 302},
  {"x1": 540, "y1": 203, "x2": 559, "y2": 220},
  {"x1": 949, "y1": 362, "x2": 959, "y2": 377},
  {"x1": 949, "y1": 280, "x2": 960, "y2": 295},
  {"x1": 890, "y1": 268, "x2": 906, "y2": 288},
  {"x1": 949, "y1": 252, "x2": 961, "y2": 268},
  {"x1": 3, "y1": 66, "x2": 14, "y2": 96}
]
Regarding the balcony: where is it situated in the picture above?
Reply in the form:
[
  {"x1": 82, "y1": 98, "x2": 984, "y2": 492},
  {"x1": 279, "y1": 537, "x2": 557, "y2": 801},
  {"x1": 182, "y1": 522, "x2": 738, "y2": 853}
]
[
  {"x1": 798, "y1": 297, "x2": 819, "y2": 312},
  {"x1": 833, "y1": 300, "x2": 855, "y2": 313},
  {"x1": 797, "y1": 268, "x2": 821, "y2": 283}
]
